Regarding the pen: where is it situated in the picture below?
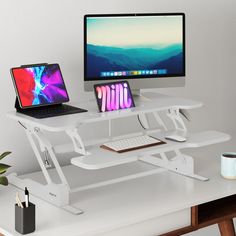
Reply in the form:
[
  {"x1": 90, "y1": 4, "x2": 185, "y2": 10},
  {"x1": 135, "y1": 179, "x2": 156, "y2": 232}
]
[
  {"x1": 15, "y1": 195, "x2": 21, "y2": 207},
  {"x1": 25, "y1": 187, "x2": 29, "y2": 208},
  {"x1": 16, "y1": 192, "x2": 24, "y2": 208}
]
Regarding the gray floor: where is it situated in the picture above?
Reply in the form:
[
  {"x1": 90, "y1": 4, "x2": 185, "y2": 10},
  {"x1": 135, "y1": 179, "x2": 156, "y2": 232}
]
[
  {"x1": 185, "y1": 220, "x2": 236, "y2": 236},
  {"x1": 185, "y1": 225, "x2": 220, "y2": 236}
]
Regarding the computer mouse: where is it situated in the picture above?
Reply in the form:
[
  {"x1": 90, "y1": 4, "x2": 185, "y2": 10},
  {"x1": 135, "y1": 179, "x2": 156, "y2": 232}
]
[{"x1": 165, "y1": 134, "x2": 187, "y2": 142}]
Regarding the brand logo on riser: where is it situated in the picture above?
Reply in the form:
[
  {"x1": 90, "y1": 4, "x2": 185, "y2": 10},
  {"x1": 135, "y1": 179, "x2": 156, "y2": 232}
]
[{"x1": 49, "y1": 192, "x2": 57, "y2": 197}]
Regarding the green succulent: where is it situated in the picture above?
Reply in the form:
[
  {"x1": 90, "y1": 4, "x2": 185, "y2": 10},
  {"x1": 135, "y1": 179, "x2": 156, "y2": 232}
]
[{"x1": 0, "y1": 151, "x2": 11, "y2": 186}]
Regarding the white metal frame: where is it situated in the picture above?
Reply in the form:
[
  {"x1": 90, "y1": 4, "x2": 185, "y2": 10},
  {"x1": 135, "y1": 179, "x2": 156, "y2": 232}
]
[{"x1": 135, "y1": 109, "x2": 208, "y2": 181}]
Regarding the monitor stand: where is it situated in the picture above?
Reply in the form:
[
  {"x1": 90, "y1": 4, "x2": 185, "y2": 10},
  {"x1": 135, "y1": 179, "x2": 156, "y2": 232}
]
[{"x1": 132, "y1": 89, "x2": 152, "y2": 103}]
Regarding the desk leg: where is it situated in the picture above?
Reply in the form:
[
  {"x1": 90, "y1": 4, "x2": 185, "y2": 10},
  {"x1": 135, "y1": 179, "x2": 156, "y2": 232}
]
[{"x1": 218, "y1": 219, "x2": 236, "y2": 236}]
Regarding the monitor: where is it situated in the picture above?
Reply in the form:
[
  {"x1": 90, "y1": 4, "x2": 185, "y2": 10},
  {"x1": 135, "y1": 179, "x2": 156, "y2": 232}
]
[{"x1": 84, "y1": 13, "x2": 185, "y2": 94}]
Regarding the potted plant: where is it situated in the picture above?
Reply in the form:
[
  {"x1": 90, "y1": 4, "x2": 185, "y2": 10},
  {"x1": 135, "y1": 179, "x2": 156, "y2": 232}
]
[{"x1": 0, "y1": 151, "x2": 11, "y2": 186}]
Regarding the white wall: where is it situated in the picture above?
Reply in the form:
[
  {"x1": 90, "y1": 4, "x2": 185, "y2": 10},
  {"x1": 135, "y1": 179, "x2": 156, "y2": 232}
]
[{"x1": 0, "y1": 0, "x2": 235, "y2": 180}]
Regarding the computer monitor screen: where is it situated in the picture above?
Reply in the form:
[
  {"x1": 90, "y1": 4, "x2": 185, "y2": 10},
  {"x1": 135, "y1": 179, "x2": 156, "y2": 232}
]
[
  {"x1": 84, "y1": 13, "x2": 185, "y2": 91},
  {"x1": 11, "y1": 64, "x2": 69, "y2": 108}
]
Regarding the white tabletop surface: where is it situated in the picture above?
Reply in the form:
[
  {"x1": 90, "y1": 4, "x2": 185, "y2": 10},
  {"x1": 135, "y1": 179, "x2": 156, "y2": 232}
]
[
  {"x1": 7, "y1": 93, "x2": 202, "y2": 132},
  {"x1": 0, "y1": 138, "x2": 236, "y2": 236}
]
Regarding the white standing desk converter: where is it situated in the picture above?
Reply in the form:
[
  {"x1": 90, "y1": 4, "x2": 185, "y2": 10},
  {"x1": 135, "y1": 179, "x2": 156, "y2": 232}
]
[{"x1": 6, "y1": 93, "x2": 230, "y2": 214}]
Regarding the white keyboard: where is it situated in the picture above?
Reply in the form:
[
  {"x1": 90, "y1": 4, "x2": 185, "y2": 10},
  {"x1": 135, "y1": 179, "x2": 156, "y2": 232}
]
[{"x1": 101, "y1": 135, "x2": 165, "y2": 153}]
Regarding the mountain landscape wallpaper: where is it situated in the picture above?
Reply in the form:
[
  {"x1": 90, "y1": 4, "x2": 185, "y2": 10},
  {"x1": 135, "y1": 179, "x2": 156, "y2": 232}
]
[{"x1": 86, "y1": 15, "x2": 184, "y2": 78}]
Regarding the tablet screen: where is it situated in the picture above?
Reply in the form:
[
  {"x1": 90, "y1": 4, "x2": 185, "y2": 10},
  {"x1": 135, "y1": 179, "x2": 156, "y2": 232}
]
[
  {"x1": 11, "y1": 64, "x2": 69, "y2": 108},
  {"x1": 94, "y1": 81, "x2": 135, "y2": 112}
]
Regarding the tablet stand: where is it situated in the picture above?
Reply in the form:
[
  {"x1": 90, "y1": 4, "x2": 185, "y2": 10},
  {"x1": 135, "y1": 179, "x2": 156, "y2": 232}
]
[{"x1": 15, "y1": 97, "x2": 22, "y2": 112}]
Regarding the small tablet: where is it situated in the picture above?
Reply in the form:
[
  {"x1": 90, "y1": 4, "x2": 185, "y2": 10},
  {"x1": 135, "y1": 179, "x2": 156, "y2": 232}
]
[{"x1": 94, "y1": 81, "x2": 135, "y2": 112}]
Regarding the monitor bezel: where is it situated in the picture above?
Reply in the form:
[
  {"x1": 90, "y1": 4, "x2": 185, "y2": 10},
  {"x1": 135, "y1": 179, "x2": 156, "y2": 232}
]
[{"x1": 84, "y1": 13, "x2": 185, "y2": 83}]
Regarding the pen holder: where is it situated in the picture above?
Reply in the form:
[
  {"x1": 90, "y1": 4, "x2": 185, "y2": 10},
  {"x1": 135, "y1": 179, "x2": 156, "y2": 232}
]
[{"x1": 15, "y1": 202, "x2": 35, "y2": 235}]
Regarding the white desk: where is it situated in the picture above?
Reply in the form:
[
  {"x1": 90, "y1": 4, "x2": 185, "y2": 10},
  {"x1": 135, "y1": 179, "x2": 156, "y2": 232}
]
[{"x1": 1, "y1": 140, "x2": 236, "y2": 236}]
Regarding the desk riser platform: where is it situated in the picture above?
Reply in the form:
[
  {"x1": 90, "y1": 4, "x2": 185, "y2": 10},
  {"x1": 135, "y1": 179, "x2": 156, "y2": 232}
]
[{"x1": 7, "y1": 93, "x2": 231, "y2": 214}]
